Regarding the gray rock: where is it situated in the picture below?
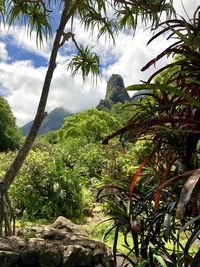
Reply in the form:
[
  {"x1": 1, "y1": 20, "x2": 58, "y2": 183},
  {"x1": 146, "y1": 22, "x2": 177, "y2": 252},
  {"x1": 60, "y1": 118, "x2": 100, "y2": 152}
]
[
  {"x1": 62, "y1": 245, "x2": 92, "y2": 267},
  {"x1": 51, "y1": 216, "x2": 87, "y2": 235},
  {"x1": 21, "y1": 248, "x2": 39, "y2": 267},
  {"x1": 41, "y1": 228, "x2": 67, "y2": 240},
  {"x1": 52, "y1": 216, "x2": 74, "y2": 230},
  {"x1": 0, "y1": 240, "x2": 13, "y2": 252},
  {"x1": 97, "y1": 74, "x2": 131, "y2": 111},
  {"x1": 105, "y1": 74, "x2": 131, "y2": 103},
  {"x1": 0, "y1": 251, "x2": 19, "y2": 267},
  {"x1": 39, "y1": 248, "x2": 61, "y2": 267},
  {"x1": 0, "y1": 217, "x2": 114, "y2": 267}
]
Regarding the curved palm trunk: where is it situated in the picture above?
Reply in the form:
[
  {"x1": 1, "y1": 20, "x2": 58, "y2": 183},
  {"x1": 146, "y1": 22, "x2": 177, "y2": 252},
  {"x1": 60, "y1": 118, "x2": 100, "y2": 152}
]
[{"x1": 0, "y1": 2, "x2": 74, "y2": 236}]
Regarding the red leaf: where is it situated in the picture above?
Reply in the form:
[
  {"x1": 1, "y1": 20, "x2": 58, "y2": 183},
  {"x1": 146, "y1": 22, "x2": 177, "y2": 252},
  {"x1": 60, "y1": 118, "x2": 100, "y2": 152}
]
[
  {"x1": 129, "y1": 157, "x2": 150, "y2": 212},
  {"x1": 154, "y1": 158, "x2": 174, "y2": 209}
]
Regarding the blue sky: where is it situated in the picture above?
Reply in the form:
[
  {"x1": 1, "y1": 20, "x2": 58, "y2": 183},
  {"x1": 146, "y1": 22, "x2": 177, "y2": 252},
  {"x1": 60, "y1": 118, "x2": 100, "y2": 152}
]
[{"x1": 0, "y1": 0, "x2": 199, "y2": 126}]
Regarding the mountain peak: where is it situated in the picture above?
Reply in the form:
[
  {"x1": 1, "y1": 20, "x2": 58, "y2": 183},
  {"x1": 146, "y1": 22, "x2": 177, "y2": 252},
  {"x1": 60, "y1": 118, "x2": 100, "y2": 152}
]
[
  {"x1": 21, "y1": 107, "x2": 72, "y2": 136},
  {"x1": 97, "y1": 74, "x2": 131, "y2": 110},
  {"x1": 105, "y1": 74, "x2": 130, "y2": 102}
]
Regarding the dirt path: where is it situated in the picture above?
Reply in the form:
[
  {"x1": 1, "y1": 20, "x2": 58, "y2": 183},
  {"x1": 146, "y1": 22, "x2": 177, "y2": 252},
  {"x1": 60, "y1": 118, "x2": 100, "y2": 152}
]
[{"x1": 82, "y1": 203, "x2": 135, "y2": 267}]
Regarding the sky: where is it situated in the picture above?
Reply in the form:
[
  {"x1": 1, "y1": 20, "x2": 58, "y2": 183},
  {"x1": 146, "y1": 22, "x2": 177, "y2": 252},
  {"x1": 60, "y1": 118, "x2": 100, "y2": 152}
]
[{"x1": 0, "y1": 0, "x2": 199, "y2": 127}]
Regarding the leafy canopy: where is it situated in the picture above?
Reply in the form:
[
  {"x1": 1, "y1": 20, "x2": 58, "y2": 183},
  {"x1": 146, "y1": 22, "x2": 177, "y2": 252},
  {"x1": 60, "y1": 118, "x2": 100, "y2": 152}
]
[
  {"x1": 58, "y1": 108, "x2": 121, "y2": 143},
  {"x1": 0, "y1": 97, "x2": 21, "y2": 152}
]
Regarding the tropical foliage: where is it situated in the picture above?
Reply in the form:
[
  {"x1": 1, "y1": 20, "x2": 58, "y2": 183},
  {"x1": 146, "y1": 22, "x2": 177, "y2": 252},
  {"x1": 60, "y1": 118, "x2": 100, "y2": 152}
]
[
  {"x1": 100, "y1": 5, "x2": 200, "y2": 267},
  {"x1": 9, "y1": 142, "x2": 91, "y2": 219},
  {"x1": 0, "y1": 106, "x2": 130, "y2": 220},
  {"x1": 0, "y1": 0, "x2": 177, "y2": 237},
  {"x1": 58, "y1": 108, "x2": 121, "y2": 144},
  {"x1": 0, "y1": 2, "x2": 198, "y2": 267}
]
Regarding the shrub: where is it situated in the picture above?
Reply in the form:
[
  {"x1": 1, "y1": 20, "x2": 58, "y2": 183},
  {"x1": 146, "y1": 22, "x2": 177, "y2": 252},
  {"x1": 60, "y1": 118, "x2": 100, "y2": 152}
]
[{"x1": 9, "y1": 145, "x2": 92, "y2": 220}]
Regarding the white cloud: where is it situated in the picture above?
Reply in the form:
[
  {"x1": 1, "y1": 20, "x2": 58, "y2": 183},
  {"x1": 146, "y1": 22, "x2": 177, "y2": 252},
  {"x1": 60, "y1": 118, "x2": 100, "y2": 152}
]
[
  {"x1": 173, "y1": 0, "x2": 199, "y2": 17},
  {"x1": 0, "y1": 59, "x2": 106, "y2": 126},
  {"x1": 49, "y1": 65, "x2": 107, "y2": 113},
  {"x1": 0, "y1": 42, "x2": 9, "y2": 62},
  {"x1": 0, "y1": 60, "x2": 45, "y2": 126},
  {"x1": 103, "y1": 29, "x2": 172, "y2": 87},
  {"x1": 0, "y1": 24, "x2": 52, "y2": 61},
  {"x1": 2, "y1": 26, "x2": 166, "y2": 127}
]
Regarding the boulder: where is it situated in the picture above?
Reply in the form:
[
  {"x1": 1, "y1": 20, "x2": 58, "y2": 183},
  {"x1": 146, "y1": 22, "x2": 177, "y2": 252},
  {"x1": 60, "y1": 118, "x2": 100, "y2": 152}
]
[
  {"x1": 62, "y1": 245, "x2": 92, "y2": 267},
  {"x1": 51, "y1": 216, "x2": 87, "y2": 235},
  {"x1": 39, "y1": 247, "x2": 61, "y2": 267},
  {"x1": 0, "y1": 251, "x2": 19, "y2": 267},
  {"x1": 21, "y1": 248, "x2": 39, "y2": 267},
  {"x1": 0, "y1": 217, "x2": 114, "y2": 267}
]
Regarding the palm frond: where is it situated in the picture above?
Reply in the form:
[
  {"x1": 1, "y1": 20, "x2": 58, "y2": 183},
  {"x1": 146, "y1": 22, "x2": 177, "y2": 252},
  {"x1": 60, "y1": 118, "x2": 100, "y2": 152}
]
[
  {"x1": 126, "y1": 83, "x2": 200, "y2": 108},
  {"x1": 66, "y1": 42, "x2": 100, "y2": 82},
  {"x1": 114, "y1": 0, "x2": 175, "y2": 32},
  {"x1": 5, "y1": 0, "x2": 52, "y2": 45}
]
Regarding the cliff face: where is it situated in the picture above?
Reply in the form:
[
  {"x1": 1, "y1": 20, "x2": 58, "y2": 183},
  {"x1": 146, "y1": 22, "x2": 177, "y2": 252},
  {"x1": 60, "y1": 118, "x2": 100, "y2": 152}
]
[
  {"x1": 105, "y1": 74, "x2": 131, "y2": 103},
  {"x1": 97, "y1": 74, "x2": 131, "y2": 110}
]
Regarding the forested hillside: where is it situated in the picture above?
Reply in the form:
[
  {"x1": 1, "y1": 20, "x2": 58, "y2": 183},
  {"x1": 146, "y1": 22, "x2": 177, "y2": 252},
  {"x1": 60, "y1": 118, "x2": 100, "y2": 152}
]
[
  {"x1": 1, "y1": 102, "x2": 135, "y2": 219},
  {"x1": 21, "y1": 107, "x2": 72, "y2": 136}
]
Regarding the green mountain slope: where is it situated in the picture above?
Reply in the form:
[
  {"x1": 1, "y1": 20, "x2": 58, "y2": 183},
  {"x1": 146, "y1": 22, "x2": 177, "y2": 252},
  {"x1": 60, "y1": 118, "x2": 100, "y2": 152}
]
[{"x1": 21, "y1": 107, "x2": 72, "y2": 136}]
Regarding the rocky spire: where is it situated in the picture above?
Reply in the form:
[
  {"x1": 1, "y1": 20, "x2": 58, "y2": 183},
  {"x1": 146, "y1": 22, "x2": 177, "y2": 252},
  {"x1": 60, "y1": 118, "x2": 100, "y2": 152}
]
[
  {"x1": 105, "y1": 74, "x2": 131, "y2": 102},
  {"x1": 97, "y1": 74, "x2": 131, "y2": 110}
]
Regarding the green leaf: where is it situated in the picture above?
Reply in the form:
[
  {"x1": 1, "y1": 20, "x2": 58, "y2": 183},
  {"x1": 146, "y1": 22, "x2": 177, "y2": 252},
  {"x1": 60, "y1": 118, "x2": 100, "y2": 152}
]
[
  {"x1": 126, "y1": 83, "x2": 200, "y2": 108},
  {"x1": 163, "y1": 213, "x2": 172, "y2": 241},
  {"x1": 113, "y1": 225, "x2": 119, "y2": 266},
  {"x1": 184, "y1": 227, "x2": 200, "y2": 256},
  {"x1": 6, "y1": 0, "x2": 52, "y2": 45},
  {"x1": 153, "y1": 254, "x2": 168, "y2": 267},
  {"x1": 180, "y1": 215, "x2": 200, "y2": 232},
  {"x1": 163, "y1": 201, "x2": 176, "y2": 241},
  {"x1": 148, "y1": 242, "x2": 168, "y2": 267}
]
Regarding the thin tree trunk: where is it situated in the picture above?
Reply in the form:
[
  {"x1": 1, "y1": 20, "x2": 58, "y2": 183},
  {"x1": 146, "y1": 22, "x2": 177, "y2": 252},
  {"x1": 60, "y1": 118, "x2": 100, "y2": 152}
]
[{"x1": 0, "y1": 1, "x2": 77, "y2": 236}]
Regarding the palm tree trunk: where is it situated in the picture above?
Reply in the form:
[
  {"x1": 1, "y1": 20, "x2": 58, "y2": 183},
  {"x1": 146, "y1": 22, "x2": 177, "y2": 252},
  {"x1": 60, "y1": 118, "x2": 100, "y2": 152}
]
[{"x1": 0, "y1": 1, "x2": 74, "y2": 236}]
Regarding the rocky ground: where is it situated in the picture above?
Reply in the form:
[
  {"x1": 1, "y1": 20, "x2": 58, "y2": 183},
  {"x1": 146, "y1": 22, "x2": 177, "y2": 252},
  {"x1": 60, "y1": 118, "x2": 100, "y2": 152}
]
[
  {"x1": 0, "y1": 216, "x2": 114, "y2": 267},
  {"x1": 0, "y1": 204, "x2": 134, "y2": 267}
]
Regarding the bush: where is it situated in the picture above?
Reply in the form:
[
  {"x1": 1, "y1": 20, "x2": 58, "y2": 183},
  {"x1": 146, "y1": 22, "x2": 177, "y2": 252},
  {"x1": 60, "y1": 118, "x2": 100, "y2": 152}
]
[{"x1": 9, "y1": 144, "x2": 92, "y2": 220}]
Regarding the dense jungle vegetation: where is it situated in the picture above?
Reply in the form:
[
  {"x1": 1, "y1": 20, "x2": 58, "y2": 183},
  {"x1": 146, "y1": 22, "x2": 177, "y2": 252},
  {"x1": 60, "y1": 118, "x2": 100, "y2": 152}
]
[{"x1": 0, "y1": 1, "x2": 199, "y2": 266}]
